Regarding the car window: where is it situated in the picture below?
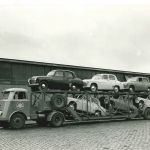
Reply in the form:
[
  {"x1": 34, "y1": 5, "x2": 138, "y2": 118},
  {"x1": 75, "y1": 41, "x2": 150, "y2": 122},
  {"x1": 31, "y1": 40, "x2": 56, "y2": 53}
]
[
  {"x1": 109, "y1": 75, "x2": 116, "y2": 80},
  {"x1": 102, "y1": 75, "x2": 108, "y2": 80},
  {"x1": 54, "y1": 71, "x2": 64, "y2": 77},
  {"x1": 139, "y1": 78, "x2": 142, "y2": 82},
  {"x1": 14, "y1": 92, "x2": 26, "y2": 99},
  {"x1": 65, "y1": 72, "x2": 74, "y2": 79},
  {"x1": 143, "y1": 78, "x2": 149, "y2": 82}
]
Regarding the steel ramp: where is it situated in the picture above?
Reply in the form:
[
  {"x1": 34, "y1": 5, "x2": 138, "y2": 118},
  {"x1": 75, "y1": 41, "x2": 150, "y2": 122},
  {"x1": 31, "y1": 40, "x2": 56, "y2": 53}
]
[{"x1": 66, "y1": 107, "x2": 82, "y2": 121}]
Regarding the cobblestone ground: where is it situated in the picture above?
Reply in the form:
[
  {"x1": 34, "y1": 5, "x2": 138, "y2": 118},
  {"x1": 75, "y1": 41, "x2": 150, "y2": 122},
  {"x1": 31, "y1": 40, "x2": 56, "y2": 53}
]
[{"x1": 0, "y1": 119, "x2": 150, "y2": 150}]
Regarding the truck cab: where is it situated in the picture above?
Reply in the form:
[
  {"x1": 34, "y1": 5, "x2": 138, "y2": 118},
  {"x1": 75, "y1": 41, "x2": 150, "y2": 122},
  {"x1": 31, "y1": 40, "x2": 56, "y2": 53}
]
[{"x1": 0, "y1": 88, "x2": 30, "y2": 129}]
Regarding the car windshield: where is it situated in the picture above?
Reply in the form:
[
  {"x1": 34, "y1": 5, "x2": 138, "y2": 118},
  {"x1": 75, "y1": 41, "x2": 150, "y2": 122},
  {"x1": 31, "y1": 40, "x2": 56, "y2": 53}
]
[
  {"x1": 47, "y1": 70, "x2": 55, "y2": 76},
  {"x1": 92, "y1": 75, "x2": 101, "y2": 80},
  {"x1": 0, "y1": 91, "x2": 10, "y2": 100}
]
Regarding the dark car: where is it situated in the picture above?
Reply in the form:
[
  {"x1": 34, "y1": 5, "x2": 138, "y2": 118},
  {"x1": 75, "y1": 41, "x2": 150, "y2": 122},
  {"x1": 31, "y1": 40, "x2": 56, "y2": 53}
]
[{"x1": 28, "y1": 70, "x2": 84, "y2": 91}]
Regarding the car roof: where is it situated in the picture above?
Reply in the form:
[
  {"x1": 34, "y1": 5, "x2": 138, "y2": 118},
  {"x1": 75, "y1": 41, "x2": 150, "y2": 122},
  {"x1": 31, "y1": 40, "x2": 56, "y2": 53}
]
[
  {"x1": 94, "y1": 73, "x2": 115, "y2": 76},
  {"x1": 51, "y1": 69, "x2": 75, "y2": 74},
  {"x1": 130, "y1": 76, "x2": 148, "y2": 79},
  {"x1": 4, "y1": 88, "x2": 28, "y2": 92}
]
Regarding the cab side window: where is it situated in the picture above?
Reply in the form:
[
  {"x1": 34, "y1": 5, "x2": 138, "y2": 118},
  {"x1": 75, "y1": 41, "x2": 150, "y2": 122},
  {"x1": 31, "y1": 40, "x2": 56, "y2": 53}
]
[
  {"x1": 65, "y1": 72, "x2": 74, "y2": 79},
  {"x1": 14, "y1": 92, "x2": 26, "y2": 99}
]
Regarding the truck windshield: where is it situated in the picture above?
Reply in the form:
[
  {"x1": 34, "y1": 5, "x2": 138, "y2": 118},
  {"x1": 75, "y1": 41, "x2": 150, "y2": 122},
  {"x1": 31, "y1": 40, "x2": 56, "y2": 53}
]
[{"x1": 0, "y1": 91, "x2": 10, "y2": 100}]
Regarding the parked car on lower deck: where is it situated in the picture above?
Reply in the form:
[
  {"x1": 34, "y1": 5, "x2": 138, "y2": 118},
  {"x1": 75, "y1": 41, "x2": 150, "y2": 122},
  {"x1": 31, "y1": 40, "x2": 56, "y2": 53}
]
[
  {"x1": 83, "y1": 74, "x2": 124, "y2": 92},
  {"x1": 123, "y1": 77, "x2": 150, "y2": 92},
  {"x1": 67, "y1": 94, "x2": 107, "y2": 116},
  {"x1": 28, "y1": 70, "x2": 84, "y2": 91}
]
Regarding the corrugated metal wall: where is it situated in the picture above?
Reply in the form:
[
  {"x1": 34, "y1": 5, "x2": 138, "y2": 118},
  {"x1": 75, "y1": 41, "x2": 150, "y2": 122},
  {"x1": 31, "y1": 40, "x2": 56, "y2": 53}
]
[{"x1": 0, "y1": 61, "x2": 149, "y2": 86}]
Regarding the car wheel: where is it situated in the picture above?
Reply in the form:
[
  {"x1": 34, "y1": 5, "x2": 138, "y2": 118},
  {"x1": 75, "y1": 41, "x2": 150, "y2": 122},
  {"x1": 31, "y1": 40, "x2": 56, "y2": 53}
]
[
  {"x1": 68, "y1": 102, "x2": 77, "y2": 111},
  {"x1": 50, "y1": 112, "x2": 64, "y2": 127},
  {"x1": 90, "y1": 84, "x2": 98, "y2": 92},
  {"x1": 95, "y1": 110, "x2": 101, "y2": 117},
  {"x1": 129, "y1": 86, "x2": 135, "y2": 92},
  {"x1": 51, "y1": 94, "x2": 67, "y2": 110},
  {"x1": 139, "y1": 101, "x2": 144, "y2": 109},
  {"x1": 39, "y1": 81, "x2": 48, "y2": 91},
  {"x1": 71, "y1": 84, "x2": 81, "y2": 91},
  {"x1": 144, "y1": 108, "x2": 150, "y2": 120},
  {"x1": 114, "y1": 86, "x2": 120, "y2": 93},
  {"x1": 10, "y1": 113, "x2": 25, "y2": 129}
]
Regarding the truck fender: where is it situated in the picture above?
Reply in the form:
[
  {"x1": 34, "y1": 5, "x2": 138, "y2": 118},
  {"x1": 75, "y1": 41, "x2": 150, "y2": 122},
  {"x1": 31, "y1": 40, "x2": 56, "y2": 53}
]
[
  {"x1": 9, "y1": 111, "x2": 27, "y2": 122},
  {"x1": 47, "y1": 111, "x2": 64, "y2": 122}
]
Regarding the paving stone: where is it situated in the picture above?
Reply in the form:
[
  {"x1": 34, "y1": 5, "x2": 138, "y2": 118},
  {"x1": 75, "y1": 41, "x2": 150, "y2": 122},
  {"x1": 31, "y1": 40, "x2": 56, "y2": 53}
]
[{"x1": 0, "y1": 120, "x2": 150, "y2": 150}]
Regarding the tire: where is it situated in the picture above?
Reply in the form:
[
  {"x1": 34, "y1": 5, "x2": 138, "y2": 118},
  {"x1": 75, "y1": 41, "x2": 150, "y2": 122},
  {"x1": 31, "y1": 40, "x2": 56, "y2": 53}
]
[
  {"x1": 114, "y1": 86, "x2": 120, "y2": 93},
  {"x1": 144, "y1": 108, "x2": 150, "y2": 120},
  {"x1": 39, "y1": 81, "x2": 48, "y2": 91},
  {"x1": 36, "y1": 118, "x2": 48, "y2": 127},
  {"x1": 129, "y1": 86, "x2": 135, "y2": 93},
  {"x1": 51, "y1": 94, "x2": 67, "y2": 110},
  {"x1": 51, "y1": 112, "x2": 64, "y2": 127},
  {"x1": 95, "y1": 110, "x2": 101, "y2": 117},
  {"x1": 90, "y1": 84, "x2": 98, "y2": 92},
  {"x1": 68, "y1": 102, "x2": 77, "y2": 111},
  {"x1": 10, "y1": 113, "x2": 25, "y2": 129},
  {"x1": 71, "y1": 84, "x2": 81, "y2": 92}
]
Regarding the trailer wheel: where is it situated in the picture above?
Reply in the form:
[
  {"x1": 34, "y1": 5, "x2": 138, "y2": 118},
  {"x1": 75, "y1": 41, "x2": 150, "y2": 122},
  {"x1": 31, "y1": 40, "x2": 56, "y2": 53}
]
[
  {"x1": 51, "y1": 112, "x2": 64, "y2": 127},
  {"x1": 10, "y1": 113, "x2": 25, "y2": 129},
  {"x1": 144, "y1": 108, "x2": 150, "y2": 120},
  {"x1": 51, "y1": 94, "x2": 67, "y2": 110}
]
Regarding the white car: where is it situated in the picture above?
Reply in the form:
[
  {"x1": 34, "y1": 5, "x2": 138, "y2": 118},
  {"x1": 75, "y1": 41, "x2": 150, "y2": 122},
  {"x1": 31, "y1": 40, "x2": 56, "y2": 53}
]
[
  {"x1": 67, "y1": 94, "x2": 107, "y2": 116},
  {"x1": 135, "y1": 96, "x2": 150, "y2": 119},
  {"x1": 83, "y1": 74, "x2": 124, "y2": 92}
]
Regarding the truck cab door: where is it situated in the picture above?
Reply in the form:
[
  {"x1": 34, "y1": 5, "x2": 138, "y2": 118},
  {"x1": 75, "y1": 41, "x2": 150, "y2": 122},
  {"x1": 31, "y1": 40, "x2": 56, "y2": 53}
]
[{"x1": 12, "y1": 92, "x2": 30, "y2": 117}]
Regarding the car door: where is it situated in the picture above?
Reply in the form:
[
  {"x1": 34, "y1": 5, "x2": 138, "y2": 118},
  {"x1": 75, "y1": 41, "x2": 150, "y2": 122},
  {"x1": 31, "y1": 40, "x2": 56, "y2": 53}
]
[
  {"x1": 64, "y1": 71, "x2": 74, "y2": 89},
  {"x1": 142, "y1": 77, "x2": 149, "y2": 91},
  {"x1": 99, "y1": 74, "x2": 109, "y2": 90},
  {"x1": 136, "y1": 77, "x2": 144, "y2": 91},
  {"x1": 108, "y1": 74, "x2": 117, "y2": 90},
  {"x1": 52, "y1": 71, "x2": 65, "y2": 89}
]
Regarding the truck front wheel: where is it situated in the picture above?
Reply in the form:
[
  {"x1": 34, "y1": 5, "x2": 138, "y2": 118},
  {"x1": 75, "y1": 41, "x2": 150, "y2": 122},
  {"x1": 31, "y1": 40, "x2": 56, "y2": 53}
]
[
  {"x1": 50, "y1": 112, "x2": 64, "y2": 127},
  {"x1": 10, "y1": 113, "x2": 25, "y2": 129}
]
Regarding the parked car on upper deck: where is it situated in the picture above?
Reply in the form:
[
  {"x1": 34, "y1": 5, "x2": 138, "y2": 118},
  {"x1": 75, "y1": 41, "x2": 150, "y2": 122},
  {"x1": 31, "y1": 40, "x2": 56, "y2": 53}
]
[
  {"x1": 28, "y1": 70, "x2": 84, "y2": 91},
  {"x1": 83, "y1": 74, "x2": 124, "y2": 92},
  {"x1": 123, "y1": 77, "x2": 150, "y2": 92}
]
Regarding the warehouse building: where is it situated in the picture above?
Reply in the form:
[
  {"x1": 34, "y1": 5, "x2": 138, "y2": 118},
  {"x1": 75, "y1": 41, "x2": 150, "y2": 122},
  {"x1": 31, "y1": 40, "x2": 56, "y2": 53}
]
[{"x1": 0, "y1": 58, "x2": 150, "y2": 91}]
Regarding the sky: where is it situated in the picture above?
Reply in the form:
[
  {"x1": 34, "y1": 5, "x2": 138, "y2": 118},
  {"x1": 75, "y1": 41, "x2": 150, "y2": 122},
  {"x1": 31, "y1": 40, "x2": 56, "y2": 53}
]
[{"x1": 0, "y1": 0, "x2": 150, "y2": 73}]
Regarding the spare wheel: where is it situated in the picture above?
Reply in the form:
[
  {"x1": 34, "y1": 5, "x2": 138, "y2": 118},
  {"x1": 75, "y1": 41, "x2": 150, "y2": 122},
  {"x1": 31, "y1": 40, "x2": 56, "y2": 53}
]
[{"x1": 51, "y1": 94, "x2": 67, "y2": 110}]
